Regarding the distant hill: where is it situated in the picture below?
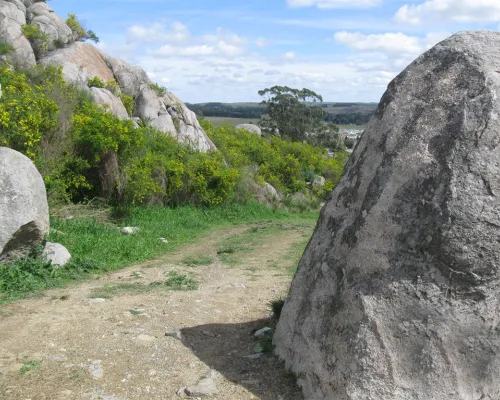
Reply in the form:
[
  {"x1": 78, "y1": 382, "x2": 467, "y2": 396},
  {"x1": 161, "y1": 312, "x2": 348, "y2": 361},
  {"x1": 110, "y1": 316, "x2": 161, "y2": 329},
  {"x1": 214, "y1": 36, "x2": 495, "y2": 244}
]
[{"x1": 186, "y1": 102, "x2": 377, "y2": 125}]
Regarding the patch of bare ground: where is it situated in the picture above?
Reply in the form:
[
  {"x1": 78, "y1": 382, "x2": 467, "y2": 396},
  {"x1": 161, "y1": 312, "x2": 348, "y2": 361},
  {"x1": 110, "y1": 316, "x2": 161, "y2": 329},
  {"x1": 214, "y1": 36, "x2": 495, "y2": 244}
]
[{"x1": 0, "y1": 222, "x2": 313, "y2": 400}]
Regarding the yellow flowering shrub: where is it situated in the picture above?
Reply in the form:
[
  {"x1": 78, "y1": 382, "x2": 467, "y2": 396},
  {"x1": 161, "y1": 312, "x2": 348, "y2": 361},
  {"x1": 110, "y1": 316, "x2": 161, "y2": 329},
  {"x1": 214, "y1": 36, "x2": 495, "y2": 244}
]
[{"x1": 0, "y1": 64, "x2": 59, "y2": 159}]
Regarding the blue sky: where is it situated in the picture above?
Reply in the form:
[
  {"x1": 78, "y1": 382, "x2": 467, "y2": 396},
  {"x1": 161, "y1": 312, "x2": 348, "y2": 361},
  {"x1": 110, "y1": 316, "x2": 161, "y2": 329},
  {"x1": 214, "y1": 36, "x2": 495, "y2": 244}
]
[{"x1": 49, "y1": 0, "x2": 500, "y2": 103}]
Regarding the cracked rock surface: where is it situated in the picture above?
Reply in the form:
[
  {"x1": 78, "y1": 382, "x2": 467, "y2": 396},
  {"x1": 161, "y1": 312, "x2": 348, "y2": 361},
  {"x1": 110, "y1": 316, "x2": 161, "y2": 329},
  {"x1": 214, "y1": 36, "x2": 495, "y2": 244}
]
[{"x1": 274, "y1": 31, "x2": 500, "y2": 400}]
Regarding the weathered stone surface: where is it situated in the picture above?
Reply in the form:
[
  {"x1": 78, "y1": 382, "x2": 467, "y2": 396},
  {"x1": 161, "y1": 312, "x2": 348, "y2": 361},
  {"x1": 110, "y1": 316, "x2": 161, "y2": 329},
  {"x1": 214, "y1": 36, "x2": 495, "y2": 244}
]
[
  {"x1": 0, "y1": 0, "x2": 36, "y2": 68},
  {"x1": 27, "y1": 2, "x2": 73, "y2": 47},
  {"x1": 274, "y1": 31, "x2": 500, "y2": 400},
  {"x1": 251, "y1": 181, "x2": 280, "y2": 205},
  {"x1": 42, "y1": 242, "x2": 71, "y2": 267},
  {"x1": 0, "y1": 147, "x2": 49, "y2": 261},
  {"x1": 100, "y1": 52, "x2": 151, "y2": 98},
  {"x1": 90, "y1": 87, "x2": 129, "y2": 120},
  {"x1": 40, "y1": 41, "x2": 114, "y2": 85},
  {"x1": 135, "y1": 83, "x2": 162, "y2": 120},
  {"x1": 312, "y1": 175, "x2": 326, "y2": 187},
  {"x1": 236, "y1": 123, "x2": 262, "y2": 136}
]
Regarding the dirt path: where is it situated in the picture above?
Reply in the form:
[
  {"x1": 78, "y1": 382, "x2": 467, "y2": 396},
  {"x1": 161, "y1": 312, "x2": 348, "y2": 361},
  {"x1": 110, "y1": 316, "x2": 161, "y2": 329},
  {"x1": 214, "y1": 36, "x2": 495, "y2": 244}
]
[{"x1": 0, "y1": 221, "x2": 313, "y2": 400}]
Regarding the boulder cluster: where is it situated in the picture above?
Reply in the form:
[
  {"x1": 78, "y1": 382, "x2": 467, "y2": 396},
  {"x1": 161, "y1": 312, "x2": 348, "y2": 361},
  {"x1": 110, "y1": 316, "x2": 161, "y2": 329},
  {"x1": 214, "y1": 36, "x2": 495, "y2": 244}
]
[{"x1": 0, "y1": 0, "x2": 214, "y2": 152}]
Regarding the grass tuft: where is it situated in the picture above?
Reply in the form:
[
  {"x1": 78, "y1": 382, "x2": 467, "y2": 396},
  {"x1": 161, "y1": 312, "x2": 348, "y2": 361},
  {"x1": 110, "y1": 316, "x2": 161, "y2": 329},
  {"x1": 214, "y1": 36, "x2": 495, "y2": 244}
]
[
  {"x1": 182, "y1": 255, "x2": 214, "y2": 267},
  {"x1": 19, "y1": 360, "x2": 41, "y2": 375},
  {"x1": 165, "y1": 271, "x2": 198, "y2": 291}
]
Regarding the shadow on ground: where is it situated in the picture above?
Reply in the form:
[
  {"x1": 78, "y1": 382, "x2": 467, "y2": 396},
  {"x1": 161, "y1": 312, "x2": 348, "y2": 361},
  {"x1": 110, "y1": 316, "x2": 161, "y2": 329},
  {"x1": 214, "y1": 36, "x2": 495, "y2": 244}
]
[{"x1": 181, "y1": 318, "x2": 303, "y2": 400}]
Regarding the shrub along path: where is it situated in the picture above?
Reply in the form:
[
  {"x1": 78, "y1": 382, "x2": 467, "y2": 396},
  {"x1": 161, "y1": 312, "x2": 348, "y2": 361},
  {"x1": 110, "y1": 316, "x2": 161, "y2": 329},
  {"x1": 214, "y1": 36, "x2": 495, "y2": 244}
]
[{"x1": 0, "y1": 219, "x2": 315, "y2": 400}]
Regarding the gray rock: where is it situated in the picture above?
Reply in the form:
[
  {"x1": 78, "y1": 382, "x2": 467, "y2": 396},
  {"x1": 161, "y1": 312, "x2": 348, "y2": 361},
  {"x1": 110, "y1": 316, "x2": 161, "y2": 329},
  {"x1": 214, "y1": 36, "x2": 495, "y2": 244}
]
[
  {"x1": 88, "y1": 298, "x2": 106, "y2": 303},
  {"x1": 185, "y1": 377, "x2": 218, "y2": 397},
  {"x1": 253, "y1": 327, "x2": 273, "y2": 338},
  {"x1": 100, "y1": 52, "x2": 151, "y2": 98},
  {"x1": 42, "y1": 242, "x2": 71, "y2": 267},
  {"x1": 88, "y1": 360, "x2": 103, "y2": 379},
  {"x1": 245, "y1": 353, "x2": 263, "y2": 360},
  {"x1": 312, "y1": 175, "x2": 326, "y2": 187},
  {"x1": 274, "y1": 31, "x2": 500, "y2": 400},
  {"x1": 120, "y1": 227, "x2": 139, "y2": 235},
  {"x1": 90, "y1": 87, "x2": 129, "y2": 120},
  {"x1": 165, "y1": 328, "x2": 185, "y2": 342},
  {"x1": 236, "y1": 124, "x2": 262, "y2": 136},
  {"x1": 27, "y1": 2, "x2": 73, "y2": 47},
  {"x1": 0, "y1": 147, "x2": 49, "y2": 261},
  {"x1": 0, "y1": 0, "x2": 36, "y2": 68},
  {"x1": 250, "y1": 181, "x2": 281, "y2": 206},
  {"x1": 135, "y1": 83, "x2": 162, "y2": 120},
  {"x1": 40, "y1": 41, "x2": 114, "y2": 86}
]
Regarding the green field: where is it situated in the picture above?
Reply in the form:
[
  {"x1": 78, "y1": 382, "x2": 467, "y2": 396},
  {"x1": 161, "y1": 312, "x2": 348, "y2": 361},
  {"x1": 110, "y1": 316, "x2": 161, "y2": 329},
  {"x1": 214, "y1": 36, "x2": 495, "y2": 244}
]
[
  {"x1": 205, "y1": 117, "x2": 367, "y2": 132},
  {"x1": 205, "y1": 117, "x2": 260, "y2": 127}
]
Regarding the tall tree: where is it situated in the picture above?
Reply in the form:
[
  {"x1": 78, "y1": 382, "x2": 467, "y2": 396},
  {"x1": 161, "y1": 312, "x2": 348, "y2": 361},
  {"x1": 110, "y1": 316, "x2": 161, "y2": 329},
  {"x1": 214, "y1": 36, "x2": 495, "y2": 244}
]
[{"x1": 258, "y1": 86, "x2": 341, "y2": 150}]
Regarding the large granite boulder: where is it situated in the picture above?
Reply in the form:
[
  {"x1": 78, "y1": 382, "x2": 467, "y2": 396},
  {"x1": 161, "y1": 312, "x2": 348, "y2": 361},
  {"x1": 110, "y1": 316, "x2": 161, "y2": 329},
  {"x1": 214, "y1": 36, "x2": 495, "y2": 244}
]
[
  {"x1": 236, "y1": 123, "x2": 262, "y2": 136},
  {"x1": 274, "y1": 31, "x2": 500, "y2": 400},
  {"x1": 26, "y1": 1, "x2": 73, "y2": 47},
  {"x1": 40, "y1": 41, "x2": 115, "y2": 86},
  {"x1": 90, "y1": 87, "x2": 129, "y2": 120},
  {"x1": 0, "y1": 0, "x2": 36, "y2": 68},
  {"x1": 0, "y1": 147, "x2": 49, "y2": 261}
]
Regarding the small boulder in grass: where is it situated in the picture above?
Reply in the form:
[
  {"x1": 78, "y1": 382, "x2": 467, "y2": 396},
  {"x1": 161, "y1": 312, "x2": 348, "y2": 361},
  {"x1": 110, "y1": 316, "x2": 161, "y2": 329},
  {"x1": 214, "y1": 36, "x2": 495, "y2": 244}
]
[
  {"x1": 120, "y1": 227, "x2": 139, "y2": 235},
  {"x1": 42, "y1": 242, "x2": 71, "y2": 267}
]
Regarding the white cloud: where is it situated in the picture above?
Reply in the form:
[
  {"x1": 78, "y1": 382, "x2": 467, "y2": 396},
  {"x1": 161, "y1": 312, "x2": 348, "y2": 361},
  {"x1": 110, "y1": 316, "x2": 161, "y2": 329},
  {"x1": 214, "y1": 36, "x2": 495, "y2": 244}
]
[
  {"x1": 287, "y1": 0, "x2": 380, "y2": 9},
  {"x1": 334, "y1": 31, "x2": 449, "y2": 57},
  {"x1": 395, "y1": 0, "x2": 500, "y2": 25},
  {"x1": 255, "y1": 37, "x2": 268, "y2": 47},
  {"x1": 127, "y1": 21, "x2": 190, "y2": 43},
  {"x1": 202, "y1": 27, "x2": 246, "y2": 46},
  {"x1": 284, "y1": 51, "x2": 296, "y2": 59}
]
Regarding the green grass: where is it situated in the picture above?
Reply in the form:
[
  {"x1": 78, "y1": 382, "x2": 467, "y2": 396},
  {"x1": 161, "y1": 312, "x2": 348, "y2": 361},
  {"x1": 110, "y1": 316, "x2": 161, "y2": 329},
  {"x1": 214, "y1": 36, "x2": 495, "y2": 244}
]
[
  {"x1": 164, "y1": 271, "x2": 198, "y2": 291},
  {"x1": 89, "y1": 272, "x2": 198, "y2": 298},
  {"x1": 0, "y1": 202, "x2": 317, "y2": 303},
  {"x1": 0, "y1": 40, "x2": 14, "y2": 55},
  {"x1": 182, "y1": 255, "x2": 214, "y2": 267},
  {"x1": 89, "y1": 283, "x2": 155, "y2": 299},
  {"x1": 19, "y1": 360, "x2": 41, "y2": 375},
  {"x1": 205, "y1": 117, "x2": 260, "y2": 127}
]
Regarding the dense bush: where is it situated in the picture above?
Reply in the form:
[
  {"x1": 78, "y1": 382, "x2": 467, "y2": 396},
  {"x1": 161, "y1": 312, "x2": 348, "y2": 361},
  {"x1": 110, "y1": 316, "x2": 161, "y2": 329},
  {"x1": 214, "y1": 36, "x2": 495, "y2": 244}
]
[
  {"x1": 201, "y1": 120, "x2": 349, "y2": 198},
  {"x1": 0, "y1": 63, "x2": 349, "y2": 209}
]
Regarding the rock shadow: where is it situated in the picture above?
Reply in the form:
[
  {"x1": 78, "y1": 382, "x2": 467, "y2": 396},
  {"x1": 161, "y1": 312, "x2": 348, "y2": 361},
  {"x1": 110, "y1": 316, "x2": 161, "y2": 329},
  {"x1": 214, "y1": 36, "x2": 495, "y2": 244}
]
[{"x1": 181, "y1": 317, "x2": 303, "y2": 399}]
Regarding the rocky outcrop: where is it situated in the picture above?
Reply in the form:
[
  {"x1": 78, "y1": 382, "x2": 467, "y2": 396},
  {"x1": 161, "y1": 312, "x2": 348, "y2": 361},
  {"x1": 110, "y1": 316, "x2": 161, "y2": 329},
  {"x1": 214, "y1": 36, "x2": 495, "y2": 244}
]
[
  {"x1": 26, "y1": 1, "x2": 73, "y2": 48},
  {"x1": 40, "y1": 41, "x2": 114, "y2": 85},
  {"x1": 101, "y1": 52, "x2": 150, "y2": 98},
  {"x1": 0, "y1": 0, "x2": 36, "y2": 68},
  {"x1": 0, "y1": 147, "x2": 49, "y2": 261},
  {"x1": 236, "y1": 124, "x2": 262, "y2": 136},
  {"x1": 1, "y1": 0, "x2": 215, "y2": 152},
  {"x1": 274, "y1": 31, "x2": 500, "y2": 400},
  {"x1": 90, "y1": 87, "x2": 129, "y2": 119}
]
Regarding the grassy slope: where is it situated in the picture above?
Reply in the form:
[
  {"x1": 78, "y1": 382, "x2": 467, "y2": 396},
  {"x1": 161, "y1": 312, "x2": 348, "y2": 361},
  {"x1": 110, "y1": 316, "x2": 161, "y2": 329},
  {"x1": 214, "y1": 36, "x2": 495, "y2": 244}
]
[{"x1": 0, "y1": 203, "x2": 318, "y2": 302}]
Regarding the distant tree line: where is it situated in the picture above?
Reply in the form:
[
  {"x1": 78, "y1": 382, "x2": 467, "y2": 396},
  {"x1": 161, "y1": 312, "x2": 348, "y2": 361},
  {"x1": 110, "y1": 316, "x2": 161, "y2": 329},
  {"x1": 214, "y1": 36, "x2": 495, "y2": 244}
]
[
  {"x1": 186, "y1": 102, "x2": 265, "y2": 119},
  {"x1": 187, "y1": 102, "x2": 373, "y2": 125}
]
